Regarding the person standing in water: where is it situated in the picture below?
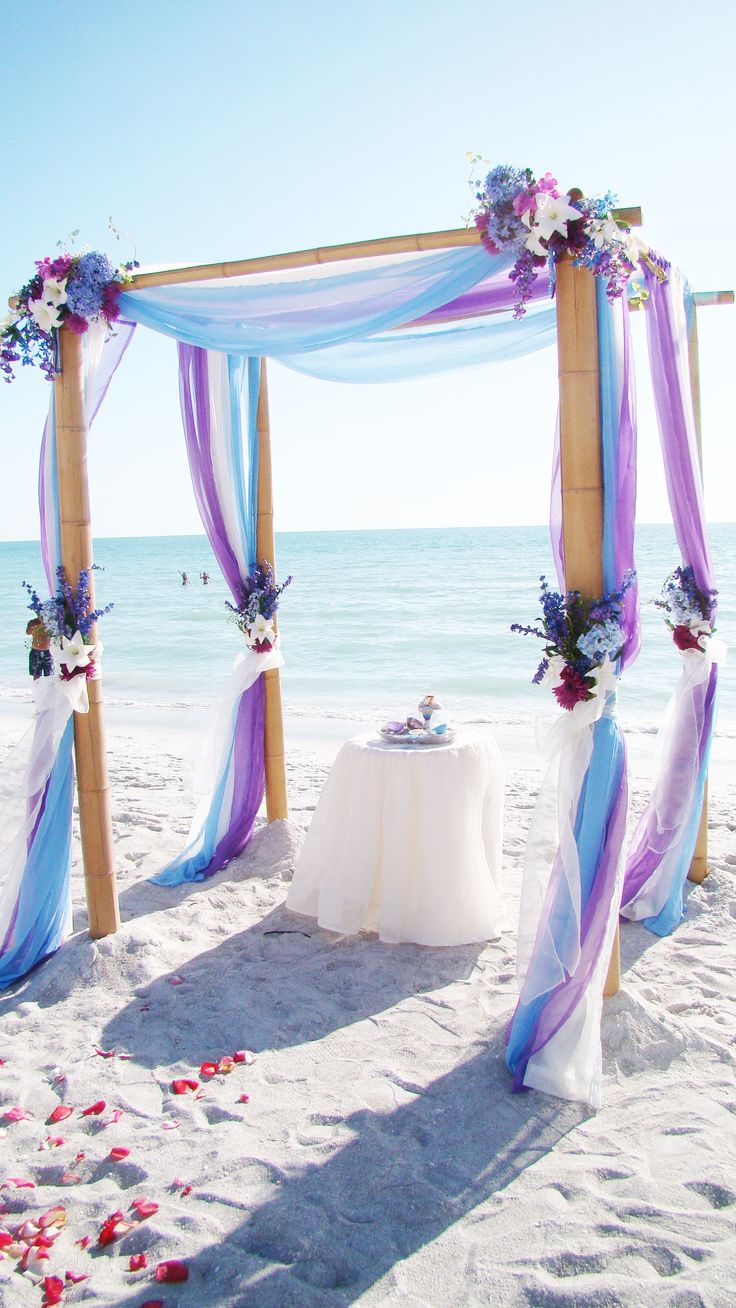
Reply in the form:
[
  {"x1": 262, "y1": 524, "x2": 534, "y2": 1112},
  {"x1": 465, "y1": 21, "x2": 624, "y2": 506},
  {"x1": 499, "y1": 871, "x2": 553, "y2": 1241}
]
[
  {"x1": 180, "y1": 571, "x2": 188, "y2": 586},
  {"x1": 200, "y1": 571, "x2": 210, "y2": 585},
  {"x1": 26, "y1": 617, "x2": 54, "y2": 679}
]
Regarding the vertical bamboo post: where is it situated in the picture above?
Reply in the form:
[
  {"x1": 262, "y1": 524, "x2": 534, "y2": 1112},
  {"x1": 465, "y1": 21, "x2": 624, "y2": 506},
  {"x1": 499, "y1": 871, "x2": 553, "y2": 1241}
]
[
  {"x1": 53, "y1": 327, "x2": 120, "y2": 938},
  {"x1": 686, "y1": 306, "x2": 709, "y2": 885},
  {"x1": 555, "y1": 220, "x2": 620, "y2": 998},
  {"x1": 255, "y1": 357, "x2": 289, "y2": 821}
]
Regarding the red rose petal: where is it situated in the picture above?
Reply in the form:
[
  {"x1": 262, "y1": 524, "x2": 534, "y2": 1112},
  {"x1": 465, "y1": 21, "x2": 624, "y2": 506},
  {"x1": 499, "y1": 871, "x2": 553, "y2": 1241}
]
[
  {"x1": 140, "y1": 1301, "x2": 164, "y2": 1308},
  {"x1": 129, "y1": 1252, "x2": 148, "y2": 1271},
  {"x1": 48, "y1": 1106, "x2": 73, "y2": 1123},
  {"x1": 65, "y1": 1270, "x2": 88, "y2": 1283},
  {"x1": 180, "y1": 1184, "x2": 192, "y2": 1198},
  {"x1": 233, "y1": 1049, "x2": 255, "y2": 1064},
  {"x1": 109, "y1": 1147, "x2": 130, "y2": 1162},
  {"x1": 131, "y1": 1198, "x2": 159, "y2": 1219},
  {"x1": 74, "y1": 1152, "x2": 86, "y2": 1162},
  {"x1": 171, "y1": 1078, "x2": 198, "y2": 1095},
  {"x1": 81, "y1": 1099, "x2": 106, "y2": 1116},
  {"x1": 238, "y1": 1094, "x2": 250, "y2": 1104},
  {"x1": 94, "y1": 1047, "x2": 116, "y2": 1058},
  {"x1": 155, "y1": 1258, "x2": 188, "y2": 1282},
  {"x1": 199, "y1": 1061, "x2": 219, "y2": 1077},
  {"x1": 74, "y1": 1235, "x2": 91, "y2": 1250},
  {"x1": 41, "y1": 1274, "x2": 65, "y2": 1305}
]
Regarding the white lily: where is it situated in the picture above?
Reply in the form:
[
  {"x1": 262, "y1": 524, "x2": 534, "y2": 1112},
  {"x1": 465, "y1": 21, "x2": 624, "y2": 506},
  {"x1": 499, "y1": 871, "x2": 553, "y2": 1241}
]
[
  {"x1": 542, "y1": 655, "x2": 566, "y2": 689},
  {"x1": 623, "y1": 233, "x2": 645, "y2": 266},
  {"x1": 590, "y1": 654, "x2": 619, "y2": 699},
  {"x1": 523, "y1": 225, "x2": 548, "y2": 257},
  {"x1": 533, "y1": 191, "x2": 582, "y2": 242},
  {"x1": 28, "y1": 297, "x2": 62, "y2": 333},
  {"x1": 249, "y1": 613, "x2": 275, "y2": 646},
  {"x1": 53, "y1": 631, "x2": 95, "y2": 672},
  {"x1": 587, "y1": 217, "x2": 620, "y2": 250},
  {"x1": 42, "y1": 276, "x2": 68, "y2": 307}
]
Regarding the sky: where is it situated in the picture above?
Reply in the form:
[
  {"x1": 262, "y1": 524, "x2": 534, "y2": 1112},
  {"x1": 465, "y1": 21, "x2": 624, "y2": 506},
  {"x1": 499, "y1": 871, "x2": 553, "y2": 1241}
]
[{"x1": 1, "y1": 0, "x2": 734, "y2": 541}]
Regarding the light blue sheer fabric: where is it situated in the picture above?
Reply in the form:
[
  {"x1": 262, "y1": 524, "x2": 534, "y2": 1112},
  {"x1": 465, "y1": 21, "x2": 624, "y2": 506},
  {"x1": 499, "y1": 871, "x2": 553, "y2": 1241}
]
[
  {"x1": 119, "y1": 247, "x2": 517, "y2": 355},
  {"x1": 278, "y1": 305, "x2": 556, "y2": 384}
]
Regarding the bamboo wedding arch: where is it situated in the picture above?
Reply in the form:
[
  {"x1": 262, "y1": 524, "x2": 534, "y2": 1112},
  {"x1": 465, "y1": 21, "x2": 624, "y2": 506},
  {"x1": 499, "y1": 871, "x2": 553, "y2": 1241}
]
[{"x1": 51, "y1": 201, "x2": 733, "y2": 997}]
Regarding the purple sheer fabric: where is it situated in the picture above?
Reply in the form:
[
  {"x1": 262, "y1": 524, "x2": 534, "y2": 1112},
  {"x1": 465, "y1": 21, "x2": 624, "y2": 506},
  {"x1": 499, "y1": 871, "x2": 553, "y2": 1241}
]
[
  {"x1": 409, "y1": 266, "x2": 548, "y2": 326},
  {"x1": 178, "y1": 344, "x2": 243, "y2": 598},
  {"x1": 621, "y1": 271, "x2": 718, "y2": 921},
  {"x1": 613, "y1": 298, "x2": 640, "y2": 671},
  {"x1": 641, "y1": 271, "x2": 715, "y2": 592},
  {"x1": 172, "y1": 344, "x2": 266, "y2": 880}
]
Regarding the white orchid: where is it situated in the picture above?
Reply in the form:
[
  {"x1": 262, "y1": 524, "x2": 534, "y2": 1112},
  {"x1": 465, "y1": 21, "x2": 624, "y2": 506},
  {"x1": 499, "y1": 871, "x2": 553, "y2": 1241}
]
[
  {"x1": 523, "y1": 224, "x2": 549, "y2": 257},
  {"x1": 42, "y1": 276, "x2": 68, "y2": 307},
  {"x1": 28, "y1": 297, "x2": 63, "y2": 333},
  {"x1": 53, "y1": 631, "x2": 95, "y2": 672},
  {"x1": 532, "y1": 191, "x2": 582, "y2": 242}
]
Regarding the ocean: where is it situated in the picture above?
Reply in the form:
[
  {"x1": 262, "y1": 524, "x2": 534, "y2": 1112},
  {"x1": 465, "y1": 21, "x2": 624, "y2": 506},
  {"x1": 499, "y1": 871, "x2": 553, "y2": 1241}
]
[{"x1": 0, "y1": 524, "x2": 733, "y2": 739}]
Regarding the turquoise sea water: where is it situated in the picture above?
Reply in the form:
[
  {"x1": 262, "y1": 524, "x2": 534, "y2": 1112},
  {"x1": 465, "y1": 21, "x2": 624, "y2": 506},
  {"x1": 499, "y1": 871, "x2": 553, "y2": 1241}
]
[{"x1": 0, "y1": 525, "x2": 733, "y2": 736}]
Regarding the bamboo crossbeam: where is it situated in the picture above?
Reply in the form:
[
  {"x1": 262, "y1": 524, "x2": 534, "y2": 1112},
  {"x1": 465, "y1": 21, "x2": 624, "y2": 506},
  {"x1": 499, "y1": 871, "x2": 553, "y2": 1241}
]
[
  {"x1": 54, "y1": 329, "x2": 120, "y2": 939},
  {"x1": 555, "y1": 207, "x2": 620, "y2": 998},
  {"x1": 127, "y1": 208, "x2": 642, "y2": 291},
  {"x1": 255, "y1": 359, "x2": 289, "y2": 823},
  {"x1": 692, "y1": 290, "x2": 734, "y2": 307}
]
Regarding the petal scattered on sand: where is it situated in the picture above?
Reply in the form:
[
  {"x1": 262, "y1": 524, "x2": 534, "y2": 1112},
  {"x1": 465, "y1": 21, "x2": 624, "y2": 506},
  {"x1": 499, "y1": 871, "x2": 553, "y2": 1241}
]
[
  {"x1": 48, "y1": 1106, "x2": 73, "y2": 1123},
  {"x1": 131, "y1": 1198, "x2": 159, "y2": 1219},
  {"x1": 129, "y1": 1252, "x2": 148, "y2": 1271},
  {"x1": 81, "y1": 1100, "x2": 106, "y2": 1116},
  {"x1": 155, "y1": 1259, "x2": 188, "y2": 1282},
  {"x1": 171, "y1": 1079, "x2": 198, "y2": 1095},
  {"x1": 109, "y1": 1147, "x2": 130, "y2": 1161},
  {"x1": 4, "y1": 1107, "x2": 33, "y2": 1122}
]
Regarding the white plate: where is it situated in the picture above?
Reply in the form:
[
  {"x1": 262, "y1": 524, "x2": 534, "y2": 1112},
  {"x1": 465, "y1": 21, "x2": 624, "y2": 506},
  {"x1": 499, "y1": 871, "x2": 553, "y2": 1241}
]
[{"x1": 378, "y1": 727, "x2": 455, "y2": 746}]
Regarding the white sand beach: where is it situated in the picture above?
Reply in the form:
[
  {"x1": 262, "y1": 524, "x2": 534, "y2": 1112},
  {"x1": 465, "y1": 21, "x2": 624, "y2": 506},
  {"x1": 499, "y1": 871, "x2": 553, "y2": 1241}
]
[{"x1": 1, "y1": 711, "x2": 735, "y2": 1307}]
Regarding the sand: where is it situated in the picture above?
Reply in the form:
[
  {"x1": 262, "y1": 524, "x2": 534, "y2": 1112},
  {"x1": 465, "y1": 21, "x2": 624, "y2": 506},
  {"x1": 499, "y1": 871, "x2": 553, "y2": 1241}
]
[{"x1": 1, "y1": 708, "x2": 735, "y2": 1307}]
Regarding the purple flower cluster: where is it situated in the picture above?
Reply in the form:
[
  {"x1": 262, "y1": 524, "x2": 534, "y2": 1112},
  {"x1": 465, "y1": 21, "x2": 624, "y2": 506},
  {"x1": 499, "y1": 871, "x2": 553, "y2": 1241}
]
[
  {"x1": 226, "y1": 561, "x2": 293, "y2": 631},
  {"x1": 23, "y1": 565, "x2": 113, "y2": 642},
  {"x1": 654, "y1": 565, "x2": 717, "y2": 630},
  {"x1": 511, "y1": 572, "x2": 635, "y2": 708}
]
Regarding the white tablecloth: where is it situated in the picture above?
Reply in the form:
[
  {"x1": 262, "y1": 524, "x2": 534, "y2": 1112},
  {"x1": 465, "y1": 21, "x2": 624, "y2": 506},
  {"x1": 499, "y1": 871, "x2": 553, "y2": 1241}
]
[{"x1": 286, "y1": 729, "x2": 504, "y2": 945}]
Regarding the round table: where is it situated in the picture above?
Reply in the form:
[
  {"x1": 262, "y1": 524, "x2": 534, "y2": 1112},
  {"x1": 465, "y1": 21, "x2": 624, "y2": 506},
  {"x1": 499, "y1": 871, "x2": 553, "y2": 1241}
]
[{"x1": 286, "y1": 728, "x2": 505, "y2": 946}]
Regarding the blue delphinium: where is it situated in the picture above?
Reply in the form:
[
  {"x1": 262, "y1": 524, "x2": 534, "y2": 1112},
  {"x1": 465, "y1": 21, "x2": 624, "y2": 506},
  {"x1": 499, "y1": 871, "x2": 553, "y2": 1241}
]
[
  {"x1": 22, "y1": 565, "x2": 113, "y2": 641},
  {"x1": 226, "y1": 562, "x2": 292, "y2": 632},
  {"x1": 480, "y1": 165, "x2": 531, "y2": 248}
]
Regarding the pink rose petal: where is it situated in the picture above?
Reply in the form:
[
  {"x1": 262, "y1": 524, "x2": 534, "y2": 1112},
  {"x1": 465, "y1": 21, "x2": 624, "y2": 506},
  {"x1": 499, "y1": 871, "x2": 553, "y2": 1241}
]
[
  {"x1": 233, "y1": 1049, "x2": 255, "y2": 1064},
  {"x1": 74, "y1": 1235, "x2": 91, "y2": 1250},
  {"x1": 131, "y1": 1198, "x2": 159, "y2": 1220},
  {"x1": 109, "y1": 1147, "x2": 130, "y2": 1162},
  {"x1": 38, "y1": 1206, "x2": 67, "y2": 1230},
  {"x1": 238, "y1": 1094, "x2": 250, "y2": 1104},
  {"x1": 42, "y1": 1136, "x2": 67, "y2": 1150},
  {"x1": 168, "y1": 975, "x2": 185, "y2": 986},
  {"x1": 65, "y1": 1270, "x2": 88, "y2": 1284},
  {"x1": 161, "y1": 1120, "x2": 180, "y2": 1131},
  {"x1": 102, "y1": 1108, "x2": 123, "y2": 1127},
  {"x1": 1, "y1": 1177, "x2": 35, "y2": 1188},
  {"x1": 41, "y1": 1274, "x2": 65, "y2": 1306},
  {"x1": 4, "y1": 1106, "x2": 33, "y2": 1122},
  {"x1": 60, "y1": 1172, "x2": 80, "y2": 1185}
]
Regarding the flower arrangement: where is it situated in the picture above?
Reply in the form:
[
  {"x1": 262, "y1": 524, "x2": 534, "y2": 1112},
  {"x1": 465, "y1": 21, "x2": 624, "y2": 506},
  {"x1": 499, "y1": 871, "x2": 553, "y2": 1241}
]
[
  {"x1": 511, "y1": 573, "x2": 635, "y2": 710},
  {"x1": 23, "y1": 566, "x2": 113, "y2": 680},
  {"x1": 654, "y1": 565, "x2": 717, "y2": 653},
  {"x1": 468, "y1": 161, "x2": 668, "y2": 318},
  {"x1": 1, "y1": 250, "x2": 137, "y2": 383},
  {"x1": 226, "y1": 562, "x2": 292, "y2": 653}
]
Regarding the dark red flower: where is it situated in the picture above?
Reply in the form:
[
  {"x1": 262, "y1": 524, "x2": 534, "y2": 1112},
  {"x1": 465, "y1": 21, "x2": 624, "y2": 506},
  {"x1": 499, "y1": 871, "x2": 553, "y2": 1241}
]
[
  {"x1": 672, "y1": 624, "x2": 705, "y2": 652},
  {"x1": 553, "y1": 664, "x2": 591, "y2": 711},
  {"x1": 65, "y1": 312, "x2": 89, "y2": 335}
]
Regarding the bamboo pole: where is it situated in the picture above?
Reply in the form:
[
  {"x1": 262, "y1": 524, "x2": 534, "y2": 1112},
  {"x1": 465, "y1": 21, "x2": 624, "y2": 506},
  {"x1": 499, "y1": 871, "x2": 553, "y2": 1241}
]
[
  {"x1": 686, "y1": 305, "x2": 709, "y2": 885},
  {"x1": 255, "y1": 358, "x2": 288, "y2": 822},
  {"x1": 128, "y1": 209, "x2": 642, "y2": 291},
  {"x1": 53, "y1": 328, "x2": 120, "y2": 938},
  {"x1": 555, "y1": 212, "x2": 620, "y2": 998}
]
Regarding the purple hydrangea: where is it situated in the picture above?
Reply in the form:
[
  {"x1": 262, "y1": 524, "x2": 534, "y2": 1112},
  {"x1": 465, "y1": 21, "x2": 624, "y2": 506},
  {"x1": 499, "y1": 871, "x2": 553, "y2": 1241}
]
[{"x1": 65, "y1": 251, "x2": 117, "y2": 318}]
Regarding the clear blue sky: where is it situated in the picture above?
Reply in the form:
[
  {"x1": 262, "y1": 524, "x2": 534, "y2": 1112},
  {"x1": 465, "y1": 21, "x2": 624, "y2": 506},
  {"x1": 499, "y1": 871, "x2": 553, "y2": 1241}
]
[{"x1": 1, "y1": 0, "x2": 734, "y2": 540}]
